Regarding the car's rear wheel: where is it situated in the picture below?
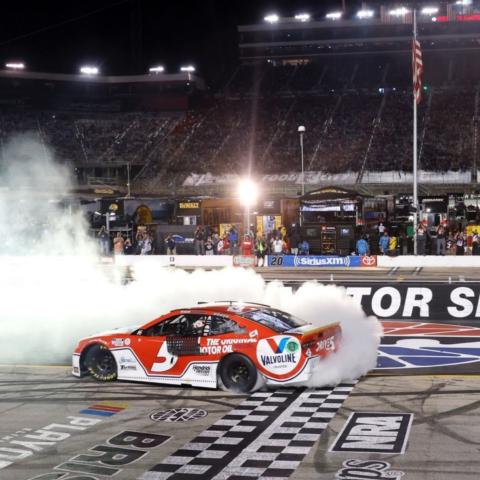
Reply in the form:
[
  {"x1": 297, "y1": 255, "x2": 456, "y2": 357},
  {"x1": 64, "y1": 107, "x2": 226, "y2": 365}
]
[
  {"x1": 219, "y1": 354, "x2": 258, "y2": 393},
  {"x1": 84, "y1": 345, "x2": 117, "y2": 381}
]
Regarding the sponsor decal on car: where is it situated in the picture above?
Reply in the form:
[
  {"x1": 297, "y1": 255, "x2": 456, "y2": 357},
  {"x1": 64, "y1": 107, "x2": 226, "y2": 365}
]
[
  {"x1": 149, "y1": 408, "x2": 208, "y2": 422},
  {"x1": 111, "y1": 338, "x2": 125, "y2": 347},
  {"x1": 330, "y1": 412, "x2": 413, "y2": 454},
  {"x1": 335, "y1": 459, "x2": 405, "y2": 480},
  {"x1": 192, "y1": 365, "x2": 211, "y2": 376},
  {"x1": 256, "y1": 335, "x2": 301, "y2": 374}
]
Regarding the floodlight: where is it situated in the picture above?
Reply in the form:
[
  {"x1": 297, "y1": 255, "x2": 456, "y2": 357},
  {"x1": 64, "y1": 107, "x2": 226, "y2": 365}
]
[
  {"x1": 298, "y1": 125, "x2": 306, "y2": 133},
  {"x1": 264, "y1": 14, "x2": 279, "y2": 23},
  {"x1": 180, "y1": 65, "x2": 195, "y2": 72},
  {"x1": 421, "y1": 6, "x2": 439, "y2": 15},
  {"x1": 80, "y1": 66, "x2": 99, "y2": 75},
  {"x1": 456, "y1": 0, "x2": 472, "y2": 5},
  {"x1": 389, "y1": 7, "x2": 410, "y2": 16},
  {"x1": 149, "y1": 65, "x2": 165, "y2": 73},
  {"x1": 357, "y1": 10, "x2": 374, "y2": 19},
  {"x1": 238, "y1": 179, "x2": 258, "y2": 207},
  {"x1": 294, "y1": 13, "x2": 310, "y2": 22},
  {"x1": 326, "y1": 11, "x2": 342, "y2": 20},
  {"x1": 5, "y1": 62, "x2": 25, "y2": 70}
]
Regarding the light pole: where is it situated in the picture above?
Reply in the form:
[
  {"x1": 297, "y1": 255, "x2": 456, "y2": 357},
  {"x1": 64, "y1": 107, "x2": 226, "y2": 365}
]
[
  {"x1": 298, "y1": 125, "x2": 306, "y2": 197},
  {"x1": 238, "y1": 179, "x2": 258, "y2": 237}
]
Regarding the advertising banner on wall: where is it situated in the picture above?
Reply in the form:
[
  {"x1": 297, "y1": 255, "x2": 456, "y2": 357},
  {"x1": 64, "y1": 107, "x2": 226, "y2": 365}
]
[
  {"x1": 267, "y1": 255, "x2": 377, "y2": 268},
  {"x1": 345, "y1": 284, "x2": 480, "y2": 321}
]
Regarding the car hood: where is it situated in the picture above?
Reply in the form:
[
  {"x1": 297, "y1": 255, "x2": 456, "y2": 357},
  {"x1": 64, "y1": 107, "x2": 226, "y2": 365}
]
[{"x1": 85, "y1": 325, "x2": 140, "y2": 339}]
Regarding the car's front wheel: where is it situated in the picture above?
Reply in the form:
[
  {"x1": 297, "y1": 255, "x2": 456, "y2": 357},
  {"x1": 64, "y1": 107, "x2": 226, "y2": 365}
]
[
  {"x1": 219, "y1": 353, "x2": 258, "y2": 393},
  {"x1": 84, "y1": 345, "x2": 117, "y2": 381}
]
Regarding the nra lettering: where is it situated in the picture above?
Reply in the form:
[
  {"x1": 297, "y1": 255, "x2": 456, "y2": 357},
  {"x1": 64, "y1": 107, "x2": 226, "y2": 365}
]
[
  {"x1": 330, "y1": 412, "x2": 413, "y2": 454},
  {"x1": 179, "y1": 202, "x2": 199, "y2": 209}
]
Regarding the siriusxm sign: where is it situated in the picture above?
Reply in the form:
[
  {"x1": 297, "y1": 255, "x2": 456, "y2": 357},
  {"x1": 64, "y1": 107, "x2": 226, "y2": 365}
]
[{"x1": 267, "y1": 255, "x2": 371, "y2": 268}]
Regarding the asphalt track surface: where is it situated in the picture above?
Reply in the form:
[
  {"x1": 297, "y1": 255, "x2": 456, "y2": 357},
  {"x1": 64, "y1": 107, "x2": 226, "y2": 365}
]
[{"x1": 2, "y1": 268, "x2": 480, "y2": 480}]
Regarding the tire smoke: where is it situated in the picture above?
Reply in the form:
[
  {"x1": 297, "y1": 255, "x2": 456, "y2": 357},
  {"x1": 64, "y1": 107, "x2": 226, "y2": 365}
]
[{"x1": 0, "y1": 137, "x2": 382, "y2": 386}]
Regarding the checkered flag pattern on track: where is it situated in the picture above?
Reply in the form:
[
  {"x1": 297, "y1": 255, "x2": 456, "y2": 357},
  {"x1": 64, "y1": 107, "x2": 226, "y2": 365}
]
[{"x1": 140, "y1": 383, "x2": 356, "y2": 480}]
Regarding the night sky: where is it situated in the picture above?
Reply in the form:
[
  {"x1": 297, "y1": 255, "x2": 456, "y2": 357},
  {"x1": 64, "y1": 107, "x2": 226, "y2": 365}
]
[{"x1": 0, "y1": 0, "x2": 372, "y2": 79}]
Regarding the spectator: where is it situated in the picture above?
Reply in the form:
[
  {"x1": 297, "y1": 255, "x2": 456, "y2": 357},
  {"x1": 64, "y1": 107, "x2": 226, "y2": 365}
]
[
  {"x1": 416, "y1": 225, "x2": 427, "y2": 255},
  {"x1": 205, "y1": 236, "x2": 214, "y2": 255},
  {"x1": 299, "y1": 238, "x2": 310, "y2": 255},
  {"x1": 472, "y1": 230, "x2": 480, "y2": 255},
  {"x1": 255, "y1": 234, "x2": 267, "y2": 266},
  {"x1": 356, "y1": 236, "x2": 369, "y2": 256},
  {"x1": 166, "y1": 234, "x2": 176, "y2": 255},
  {"x1": 272, "y1": 237, "x2": 284, "y2": 254},
  {"x1": 289, "y1": 227, "x2": 301, "y2": 255},
  {"x1": 98, "y1": 226, "x2": 110, "y2": 255},
  {"x1": 241, "y1": 234, "x2": 254, "y2": 256},
  {"x1": 379, "y1": 232, "x2": 390, "y2": 255},
  {"x1": 456, "y1": 231, "x2": 466, "y2": 255},
  {"x1": 113, "y1": 232, "x2": 124, "y2": 255},
  {"x1": 436, "y1": 225, "x2": 446, "y2": 255},
  {"x1": 228, "y1": 226, "x2": 239, "y2": 255},
  {"x1": 388, "y1": 234, "x2": 398, "y2": 256},
  {"x1": 141, "y1": 233, "x2": 152, "y2": 255},
  {"x1": 194, "y1": 226, "x2": 205, "y2": 255},
  {"x1": 124, "y1": 238, "x2": 134, "y2": 255}
]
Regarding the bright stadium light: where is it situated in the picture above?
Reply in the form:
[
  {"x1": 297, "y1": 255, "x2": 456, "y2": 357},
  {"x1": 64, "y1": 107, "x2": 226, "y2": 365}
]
[
  {"x1": 264, "y1": 13, "x2": 279, "y2": 23},
  {"x1": 180, "y1": 65, "x2": 195, "y2": 72},
  {"x1": 149, "y1": 65, "x2": 165, "y2": 73},
  {"x1": 357, "y1": 9, "x2": 374, "y2": 19},
  {"x1": 294, "y1": 13, "x2": 311, "y2": 22},
  {"x1": 238, "y1": 178, "x2": 258, "y2": 207},
  {"x1": 5, "y1": 62, "x2": 25, "y2": 70},
  {"x1": 326, "y1": 11, "x2": 342, "y2": 20},
  {"x1": 389, "y1": 7, "x2": 410, "y2": 16},
  {"x1": 456, "y1": 0, "x2": 472, "y2": 5},
  {"x1": 80, "y1": 66, "x2": 99, "y2": 75},
  {"x1": 421, "y1": 6, "x2": 439, "y2": 15}
]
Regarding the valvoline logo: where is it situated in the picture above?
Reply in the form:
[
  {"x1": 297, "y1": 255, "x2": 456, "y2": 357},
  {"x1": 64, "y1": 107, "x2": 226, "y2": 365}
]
[
  {"x1": 266, "y1": 337, "x2": 299, "y2": 354},
  {"x1": 257, "y1": 336, "x2": 301, "y2": 375}
]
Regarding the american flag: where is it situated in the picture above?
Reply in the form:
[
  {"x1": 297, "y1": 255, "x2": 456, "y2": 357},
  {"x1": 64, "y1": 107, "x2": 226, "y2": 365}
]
[{"x1": 412, "y1": 38, "x2": 423, "y2": 104}]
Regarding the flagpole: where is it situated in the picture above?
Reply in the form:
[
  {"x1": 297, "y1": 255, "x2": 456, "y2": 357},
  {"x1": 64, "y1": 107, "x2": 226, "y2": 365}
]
[{"x1": 413, "y1": 9, "x2": 418, "y2": 255}]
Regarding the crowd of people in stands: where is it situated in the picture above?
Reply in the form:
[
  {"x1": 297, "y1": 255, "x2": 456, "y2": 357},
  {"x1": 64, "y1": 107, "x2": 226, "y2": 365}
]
[{"x1": 1, "y1": 54, "x2": 479, "y2": 189}]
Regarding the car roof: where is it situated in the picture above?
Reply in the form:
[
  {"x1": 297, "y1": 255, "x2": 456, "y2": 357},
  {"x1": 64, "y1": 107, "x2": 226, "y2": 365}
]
[{"x1": 172, "y1": 303, "x2": 265, "y2": 314}]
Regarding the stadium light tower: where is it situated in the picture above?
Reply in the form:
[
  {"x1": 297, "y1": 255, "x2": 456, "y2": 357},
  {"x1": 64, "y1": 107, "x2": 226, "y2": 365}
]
[
  {"x1": 149, "y1": 65, "x2": 165, "y2": 73},
  {"x1": 421, "y1": 6, "x2": 439, "y2": 15},
  {"x1": 238, "y1": 178, "x2": 258, "y2": 236},
  {"x1": 80, "y1": 66, "x2": 99, "y2": 75},
  {"x1": 5, "y1": 62, "x2": 25, "y2": 70},
  {"x1": 264, "y1": 13, "x2": 279, "y2": 23},
  {"x1": 298, "y1": 126, "x2": 306, "y2": 197},
  {"x1": 389, "y1": 7, "x2": 410, "y2": 16},
  {"x1": 357, "y1": 9, "x2": 374, "y2": 19},
  {"x1": 180, "y1": 65, "x2": 195, "y2": 72},
  {"x1": 326, "y1": 11, "x2": 342, "y2": 20},
  {"x1": 294, "y1": 13, "x2": 311, "y2": 22}
]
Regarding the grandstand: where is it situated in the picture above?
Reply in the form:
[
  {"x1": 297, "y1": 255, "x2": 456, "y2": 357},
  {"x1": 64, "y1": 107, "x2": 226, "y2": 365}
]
[{"x1": 1, "y1": 4, "x2": 480, "y2": 197}]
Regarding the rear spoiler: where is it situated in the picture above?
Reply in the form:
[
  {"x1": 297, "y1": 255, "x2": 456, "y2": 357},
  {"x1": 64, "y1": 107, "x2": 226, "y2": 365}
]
[{"x1": 296, "y1": 322, "x2": 341, "y2": 342}]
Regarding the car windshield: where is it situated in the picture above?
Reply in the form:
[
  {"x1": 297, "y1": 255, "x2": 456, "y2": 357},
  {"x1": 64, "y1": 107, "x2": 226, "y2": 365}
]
[{"x1": 240, "y1": 308, "x2": 306, "y2": 333}]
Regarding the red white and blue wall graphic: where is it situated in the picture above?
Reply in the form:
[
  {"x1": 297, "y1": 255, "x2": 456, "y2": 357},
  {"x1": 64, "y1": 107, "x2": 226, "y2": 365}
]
[{"x1": 377, "y1": 321, "x2": 480, "y2": 372}]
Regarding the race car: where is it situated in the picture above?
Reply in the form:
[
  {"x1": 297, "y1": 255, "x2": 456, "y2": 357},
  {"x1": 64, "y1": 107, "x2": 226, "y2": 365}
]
[{"x1": 72, "y1": 302, "x2": 341, "y2": 393}]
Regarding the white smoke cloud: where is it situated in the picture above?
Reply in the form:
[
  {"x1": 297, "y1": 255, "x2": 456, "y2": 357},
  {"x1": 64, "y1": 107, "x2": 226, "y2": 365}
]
[{"x1": 0, "y1": 137, "x2": 382, "y2": 387}]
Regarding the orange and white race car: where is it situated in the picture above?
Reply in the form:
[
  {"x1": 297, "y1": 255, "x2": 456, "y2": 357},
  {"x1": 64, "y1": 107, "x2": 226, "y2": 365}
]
[{"x1": 72, "y1": 302, "x2": 341, "y2": 393}]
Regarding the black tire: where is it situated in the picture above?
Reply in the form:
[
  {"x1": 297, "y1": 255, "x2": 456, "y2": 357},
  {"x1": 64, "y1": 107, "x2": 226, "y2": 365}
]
[
  {"x1": 84, "y1": 345, "x2": 117, "y2": 381},
  {"x1": 219, "y1": 354, "x2": 258, "y2": 393}
]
